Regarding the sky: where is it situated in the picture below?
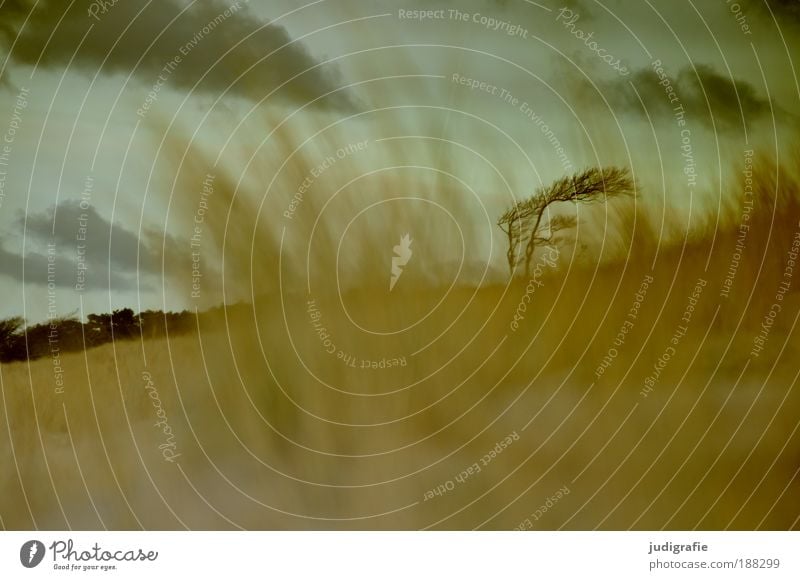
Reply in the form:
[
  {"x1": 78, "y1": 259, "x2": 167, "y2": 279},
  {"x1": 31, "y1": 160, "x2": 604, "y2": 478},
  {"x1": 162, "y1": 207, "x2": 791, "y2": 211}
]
[{"x1": 0, "y1": 0, "x2": 798, "y2": 323}]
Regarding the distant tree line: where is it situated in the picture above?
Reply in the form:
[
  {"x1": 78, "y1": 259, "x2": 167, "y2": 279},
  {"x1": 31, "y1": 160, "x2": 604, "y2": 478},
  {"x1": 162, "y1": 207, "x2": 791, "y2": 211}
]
[{"x1": 0, "y1": 307, "x2": 219, "y2": 363}]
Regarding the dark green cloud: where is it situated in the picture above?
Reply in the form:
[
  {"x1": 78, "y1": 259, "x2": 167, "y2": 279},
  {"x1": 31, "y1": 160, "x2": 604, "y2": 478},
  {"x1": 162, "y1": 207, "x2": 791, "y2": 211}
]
[
  {"x1": 591, "y1": 63, "x2": 784, "y2": 133},
  {"x1": 0, "y1": 0, "x2": 356, "y2": 111}
]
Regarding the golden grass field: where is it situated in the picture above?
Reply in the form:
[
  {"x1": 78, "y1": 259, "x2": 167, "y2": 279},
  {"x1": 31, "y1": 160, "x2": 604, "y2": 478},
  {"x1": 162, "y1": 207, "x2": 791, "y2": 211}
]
[
  {"x1": 2, "y1": 147, "x2": 800, "y2": 530},
  {"x1": 2, "y1": 203, "x2": 799, "y2": 531}
]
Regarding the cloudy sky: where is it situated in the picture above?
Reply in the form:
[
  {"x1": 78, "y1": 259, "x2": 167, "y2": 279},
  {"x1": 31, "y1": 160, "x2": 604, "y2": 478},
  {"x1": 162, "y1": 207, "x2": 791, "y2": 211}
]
[{"x1": 0, "y1": 0, "x2": 798, "y2": 322}]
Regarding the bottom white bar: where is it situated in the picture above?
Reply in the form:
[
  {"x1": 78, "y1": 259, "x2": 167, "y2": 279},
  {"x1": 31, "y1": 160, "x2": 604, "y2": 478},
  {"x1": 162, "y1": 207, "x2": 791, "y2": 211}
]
[{"x1": 1, "y1": 532, "x2": 797, "y2": 578}]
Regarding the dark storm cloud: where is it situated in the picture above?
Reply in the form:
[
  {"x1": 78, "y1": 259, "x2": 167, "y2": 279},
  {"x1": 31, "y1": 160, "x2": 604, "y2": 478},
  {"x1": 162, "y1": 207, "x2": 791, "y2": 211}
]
[
  {"x1": 743, "y1": 0, "x2": 800, "y2": 25},
  {"x1": 593, "y1": 63, "x2": 783, "y2": 132},
  {"x1": 681, "y1": 65, "x2": 773, "y2": 127},
  {"x1": 0, "y1": 0, "x2": 355, "y2": 111},
  {"x1": 0, "y1": 201, "x2": 176, "y2": 290}
]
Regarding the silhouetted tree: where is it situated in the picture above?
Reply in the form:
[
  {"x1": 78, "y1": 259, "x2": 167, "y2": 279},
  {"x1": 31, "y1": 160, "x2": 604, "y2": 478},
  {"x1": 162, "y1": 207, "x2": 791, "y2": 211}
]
[
  {"x1": 164, "y1": 310, "x2": 193, "y2": 334},
  {"x1": 0, "y1": 306, "x2": 205, "y2": 363},
  {"x1": 0, "y1": 317, "x2": 23, "y2": 345},
  {"x1": 85, "y1": 313, "x2": 112, "y2": 346},
  {"x1": 498, "y1": 166, "x2": 635, "y2": 277},
  {"x1": 55, "y1": 317, "x2": 87, "y2": 351},
  {"x1": 23, "y1": 322, "x2": 53, "y2": 360},
  {"x1": 111, "y1": 308, "x2": 138, "y2": 339},
  {"x1": 0, "y1": 316, "x2": 25, "y2": 362},
  {"x1": 138, "y1": 310, "x2": 168, "y2": 340}
]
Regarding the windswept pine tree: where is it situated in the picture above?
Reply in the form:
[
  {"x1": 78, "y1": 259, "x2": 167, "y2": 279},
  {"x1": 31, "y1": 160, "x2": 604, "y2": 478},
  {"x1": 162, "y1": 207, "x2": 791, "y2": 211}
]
[{"x1": 498, "y1": 166, "x2": 635, "y2": 277}]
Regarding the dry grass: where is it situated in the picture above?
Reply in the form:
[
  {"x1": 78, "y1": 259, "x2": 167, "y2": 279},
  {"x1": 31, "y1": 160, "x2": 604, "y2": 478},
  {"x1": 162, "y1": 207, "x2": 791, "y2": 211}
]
[
  {"x1": 2, "y1": 250, "x2": 799, "y2": 529},
  {"x1": 2, "y1": 147, "x2": 800, "y2": 530}
]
